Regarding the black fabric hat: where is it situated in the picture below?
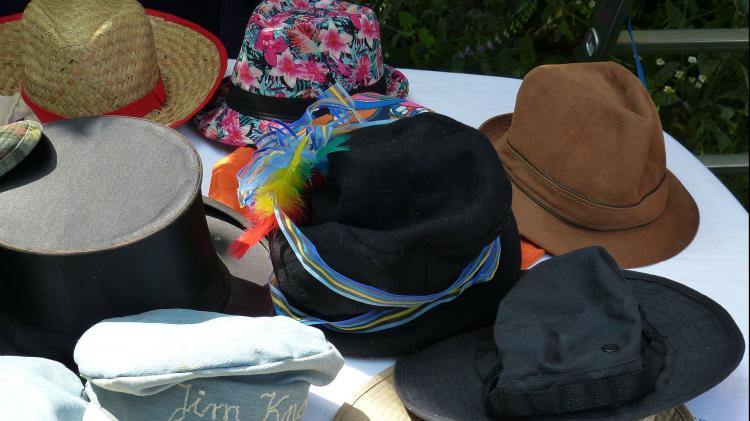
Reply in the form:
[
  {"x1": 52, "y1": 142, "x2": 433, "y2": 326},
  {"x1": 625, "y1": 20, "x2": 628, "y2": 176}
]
[
  {"x1": 270, "y1": 113, "x2": 521, "y2": 356},
  {"x1": 394, "y1": 247, "x2": 745, "y2": 421},
  {"x1": 0, "y1": 117, "x2": 273, "y2": 369}
]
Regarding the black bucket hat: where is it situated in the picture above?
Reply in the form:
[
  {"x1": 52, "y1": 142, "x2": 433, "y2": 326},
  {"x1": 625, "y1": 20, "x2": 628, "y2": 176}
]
[
  {"x1": 269, "y1": 113, "x2": 521, "y2": 356},
  {"x1": 394, "y1": 246, "x2": 745, "y2": 421},
  {"x1": 0, "y1": 117, "x2": 273, "y2": 368}
]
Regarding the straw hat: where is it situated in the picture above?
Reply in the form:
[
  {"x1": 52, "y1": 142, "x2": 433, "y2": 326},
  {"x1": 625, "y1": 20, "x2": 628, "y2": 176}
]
[
  {"x1": 0, "y1": 0, "x2": 226, "y2": 127},
  {"x1": 334, "y1": 366, "x2": 697, "y2": 421}
]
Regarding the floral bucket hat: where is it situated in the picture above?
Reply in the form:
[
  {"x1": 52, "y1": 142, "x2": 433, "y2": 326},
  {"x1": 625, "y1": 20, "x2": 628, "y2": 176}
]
[{"x1": 194, "y1": 0, "x2": 409, "y2": 146}]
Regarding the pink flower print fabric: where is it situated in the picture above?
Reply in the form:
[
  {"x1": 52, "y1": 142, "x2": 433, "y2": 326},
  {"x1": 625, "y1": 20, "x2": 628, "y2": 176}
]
[
  {"x1": 230, "y1": 0, "x2": 386, "y2": 99},
  {"x1": 194, "y1": 0, "x2": 410, "y2": 146}
]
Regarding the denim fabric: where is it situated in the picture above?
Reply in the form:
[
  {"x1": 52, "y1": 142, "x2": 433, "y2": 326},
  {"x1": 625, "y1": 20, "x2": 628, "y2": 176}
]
[
  {"x1": 0, "y1": 356, "x2": 88, "y2": 421},
  {"x1": 74, "y1": 309, "x2": 344, "y2": 421},
  {"x1": 84, "y1": 378, "x2": 312, "y2": 421}
]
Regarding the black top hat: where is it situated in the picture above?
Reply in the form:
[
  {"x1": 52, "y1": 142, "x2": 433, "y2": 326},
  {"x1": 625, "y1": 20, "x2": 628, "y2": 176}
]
[
  {"x1": 394, "y1": 247, "x2": 745, "y2": 420},
  {"x1": 0, "y1": 117, "x2": 273, "y2": 368},
  {"x1": 270, "y1": 113, "x2": 521, "y2": 356}
]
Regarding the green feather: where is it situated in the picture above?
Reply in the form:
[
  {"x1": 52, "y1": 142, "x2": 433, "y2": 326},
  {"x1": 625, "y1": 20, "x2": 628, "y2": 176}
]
[{"x1": 316, "y1": 134, "x2": 351, "y2": 162}]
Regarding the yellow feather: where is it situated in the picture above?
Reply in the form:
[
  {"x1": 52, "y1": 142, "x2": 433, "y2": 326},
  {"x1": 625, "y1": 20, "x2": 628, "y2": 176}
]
[{"x1": 253, "y1": 135, "x2": 311, "y2": 218}]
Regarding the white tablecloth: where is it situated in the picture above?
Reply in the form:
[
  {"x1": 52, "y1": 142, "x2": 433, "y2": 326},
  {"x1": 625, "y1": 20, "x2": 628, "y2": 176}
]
[{"x1": 178, "y1": 68, "x2": 749, "y2": 421}]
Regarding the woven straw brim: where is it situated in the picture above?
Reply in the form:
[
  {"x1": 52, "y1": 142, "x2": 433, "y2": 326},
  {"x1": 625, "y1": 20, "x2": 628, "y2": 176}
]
[
  {"x1": 335, "y1": 366, "x2": 697, "y2": 421},
  {"x1": 0, "y1": 10, "x2": 225, "y2": 128}
]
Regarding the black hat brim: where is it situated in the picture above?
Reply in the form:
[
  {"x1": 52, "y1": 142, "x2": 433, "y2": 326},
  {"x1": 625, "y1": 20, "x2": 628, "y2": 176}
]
[
  {"x1": 394, "y1": 270, "x2": 745, "y2": 421},
  {"x1": 201, "y1": 197, "x2": 273, "y2": 317}
]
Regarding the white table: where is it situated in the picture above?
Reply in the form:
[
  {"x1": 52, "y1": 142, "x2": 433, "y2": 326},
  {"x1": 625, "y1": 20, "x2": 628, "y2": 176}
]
[{"x1": 179, "y1": 68, "x2": 749, "y2": 421}]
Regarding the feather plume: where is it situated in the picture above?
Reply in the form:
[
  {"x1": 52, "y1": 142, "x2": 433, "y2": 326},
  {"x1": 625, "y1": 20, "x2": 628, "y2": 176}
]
[
  {"x1": 253, "y1": 134, "x2": 312, "y2": 219},
  {"x1": 231, "y1": 83, "x2": 389, "y2": 258},
  {"x1": 229, "y1": 214, "x2": 276, "y2": 258}
]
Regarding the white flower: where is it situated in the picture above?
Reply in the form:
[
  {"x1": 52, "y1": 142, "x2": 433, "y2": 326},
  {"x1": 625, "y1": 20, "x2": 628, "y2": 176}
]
[
  {"x1": 656, "y1": 58, "x2": 665, "y2": 66},
  {"x1": 698, "y1": 74, "x2": 707, "y2": 83},
  {"x1": 688, "y1": 56, "x2": 697, "y2": 64},
  {"x1": 688, "y1": 76, "x2": 696, "y2": 83},
  {"x1": 674, "y1": 70, "x2": 684, "y2": 79},
  {"x1": 695, "y1": 82, "x2": 702, "y2": 89},
  {"x1": 588, "y1": 0, "x2": 595, "y2": 7},
  {"x1": 663, "y1": 85, "x2": 675, "y2": 94}
]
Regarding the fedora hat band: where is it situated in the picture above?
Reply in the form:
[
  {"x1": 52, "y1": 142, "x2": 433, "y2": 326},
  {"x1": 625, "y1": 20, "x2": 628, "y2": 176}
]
[
  {"x1": 19, "y1": 73, "x2": 166, "y2": 123},
  {"x1": 226, "y1": 75, "x2": 387, "y2": 122},
  {"x1": 500, "y1": 132, "x2": 669, "y2": 231}
]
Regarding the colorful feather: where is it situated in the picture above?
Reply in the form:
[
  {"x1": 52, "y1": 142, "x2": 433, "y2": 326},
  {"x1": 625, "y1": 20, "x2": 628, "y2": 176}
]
[
  {"x1": 230, "y1": 83, "x2": 401, "y2": 258},
  {"x1": 253, "y1": 134, "x2": 312, "y2": 219}
]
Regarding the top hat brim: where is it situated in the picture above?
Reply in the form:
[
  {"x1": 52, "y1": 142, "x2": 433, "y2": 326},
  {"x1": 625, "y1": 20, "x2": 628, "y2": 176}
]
[
  {"x1": 393, "y1": 270, "x2": 744, "y2": 421},
  {"x1": 193, "y1": 65, "x2": 409, "y2": 146},
  {"x1": 202, "y1": 197, "x2": 273, "y2": 317},
  {"x1": 333, "y1": 365, "x2": 698, "y2": 421},
  {"x1": 480, "y1": 114, "x2": 700, "y2": 269},
  {"x1": 0, "y1": 10, "x2": 227, "y2": 128}
]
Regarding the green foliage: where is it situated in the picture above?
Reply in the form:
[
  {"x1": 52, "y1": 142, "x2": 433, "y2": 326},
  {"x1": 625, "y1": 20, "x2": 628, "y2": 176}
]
[{"x1": 364, "y1": 0, "x2": 749, "y2": 206}]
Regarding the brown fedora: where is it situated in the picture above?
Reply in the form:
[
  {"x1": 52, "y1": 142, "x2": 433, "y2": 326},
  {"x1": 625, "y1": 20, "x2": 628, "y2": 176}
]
[{"x1": 480, "y1": 62, "x2": 698, "y2": 268}]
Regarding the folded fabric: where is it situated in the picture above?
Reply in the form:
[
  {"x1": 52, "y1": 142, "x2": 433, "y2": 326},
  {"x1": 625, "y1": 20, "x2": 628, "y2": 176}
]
[
  {"x1": 0, "y1": 119, "x2": 42, "y2": 178},
  {"x1": 0, "y1": 356, "x2": 88, "y2": 421},
  {"x1": 75, "y1": 309, "x2": 344, "y2": 421}
]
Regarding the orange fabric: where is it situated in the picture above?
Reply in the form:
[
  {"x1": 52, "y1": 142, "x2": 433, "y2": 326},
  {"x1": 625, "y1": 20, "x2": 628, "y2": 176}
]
[
  {"x1": 209, "y1": 146, "x2": 254, "y2": 216},
  {"x1": 520, "y1": 238, "x2": 545, "y2": 269}
]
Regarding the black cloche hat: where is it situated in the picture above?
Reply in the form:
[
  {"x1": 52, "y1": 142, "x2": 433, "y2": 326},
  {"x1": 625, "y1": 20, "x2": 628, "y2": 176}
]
[
  {"x1": 270, "y1": 113, "x2": 522, "y2": 356},
  {"x1": 0, "y1": 117, "x2": 273, "y2": 368},
  {"x1": 394, "y1": 247, "x2": 745, "y2": 420}
]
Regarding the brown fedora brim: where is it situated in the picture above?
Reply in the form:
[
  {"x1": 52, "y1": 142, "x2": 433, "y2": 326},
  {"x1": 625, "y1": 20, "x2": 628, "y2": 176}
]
[{"x1": 480, "y1": 114, "x2": 699, "y2": 269}]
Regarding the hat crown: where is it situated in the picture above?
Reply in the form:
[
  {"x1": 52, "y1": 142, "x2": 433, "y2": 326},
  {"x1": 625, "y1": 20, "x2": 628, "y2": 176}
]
[
  {"x1": 0, "y1": 117, "x2": 232, "y2": 351},
  {"x1": 508, "y1": 62, "x2": 666, "y2": 207},
  {"x1": 231, "y1": 0, "x2": 384, "y2": 99},
  {"x1": 273, "y1": 113, "x2": 516, "y2": 317},
  {"x1": 20, "y1": 0, "x2": 160, "y2": 117},
  {"x1": 493, "y1": 247, "x2": 644, "y2": 382}
]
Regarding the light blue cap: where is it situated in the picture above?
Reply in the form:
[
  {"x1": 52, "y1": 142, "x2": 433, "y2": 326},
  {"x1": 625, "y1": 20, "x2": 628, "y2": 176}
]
[
  {"x1": 0, "y1": 356, "x2": 88, "y2": 421},
  {"x1": 74, "y1": 309, "x2": 344, "y2": 421}
]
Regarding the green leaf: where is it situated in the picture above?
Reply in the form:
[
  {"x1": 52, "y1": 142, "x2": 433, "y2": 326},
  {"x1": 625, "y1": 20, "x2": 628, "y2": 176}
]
[
  {"x1": 716, "y1": 130, "x2": 732, "y2": 152},
  {"x1": 417, "y1": 28, "x2": 435, "y2": 48},
  {"x1": 718, "y1": 105, "x2": 736, "y2": 121},
  {"x1": 734, "y1": 0, "x2": 749, "y2": 16},
  {"x1": 557, "y1": 20, "x2": 574, "y2": 41},
  {"x1": 519, "y1": 35, "x2": 536, "y2": 66},
  {"x1": 665, "y1": 0, "x2": 686, "y2": 28},
  {"x1": 398, "y1": 11, "x2": 419, "y2": 28},
  {"x1": 653, "y1": 61, "x2": 681, "y2": 85}
]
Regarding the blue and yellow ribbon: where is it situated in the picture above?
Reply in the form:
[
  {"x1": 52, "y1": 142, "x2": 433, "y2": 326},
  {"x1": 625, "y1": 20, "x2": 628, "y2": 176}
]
[{"x1": 270, "y1": 208, "x2": 502, "y2": 333}]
